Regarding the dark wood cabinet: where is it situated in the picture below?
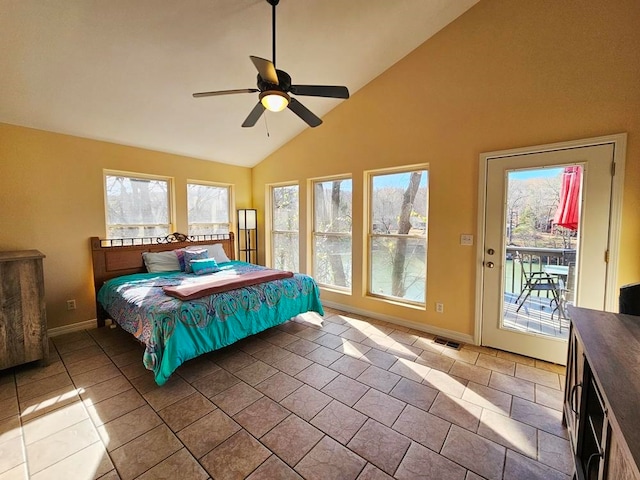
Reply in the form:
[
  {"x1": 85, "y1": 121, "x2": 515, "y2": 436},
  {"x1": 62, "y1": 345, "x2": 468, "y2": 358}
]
[
  {"x1": 0, "y1": 250, "x2": 48, "y2": 370},
  {"x1": 564, "y1": 307, "x2": 640, "y2": 480}
]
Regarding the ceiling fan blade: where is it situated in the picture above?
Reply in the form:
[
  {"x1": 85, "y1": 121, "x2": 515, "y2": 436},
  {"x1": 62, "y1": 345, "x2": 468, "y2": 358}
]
[
  {"x1": 289, "y1": 85, "x2": 349, "y2": 99},
  {"x1": 250, "y1": 56, "x2": 279, "y2": 85},
  {"x1": 193, "y1": 88, "x2": 259, "y2": 98},
  {"x1": 288, "y1": 98, "x2": 322, "y2": 128},
  {"x1": 242, "y1": 102, "x2": 266, "y2": 128}
]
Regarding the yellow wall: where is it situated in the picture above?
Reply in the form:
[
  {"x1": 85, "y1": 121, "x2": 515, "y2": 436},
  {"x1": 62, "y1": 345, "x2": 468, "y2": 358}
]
[
  {"x1": 0, "y1": 123, "x2": 252, "y2": 329},
  {"x1": 252, "y1": 0, "x2": 640, "y2": 337}
]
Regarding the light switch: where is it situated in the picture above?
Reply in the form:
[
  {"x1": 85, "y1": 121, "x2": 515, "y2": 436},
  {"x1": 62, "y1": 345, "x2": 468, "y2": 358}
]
[{"x1": 460, "y1": 234, "x2": 474, "y2": 246}]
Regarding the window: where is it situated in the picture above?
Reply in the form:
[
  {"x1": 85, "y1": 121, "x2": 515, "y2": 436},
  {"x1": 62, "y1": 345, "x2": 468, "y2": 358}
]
[
  {"x1": 313, "y1": 178, "x2": 352, "y2": 290},
  {"x1": 187, "y1": 183, "x2": 231, "y2": 235},
  {"x1": 271, "y1": 185, "x2": 299, "y2": 271},
  {"x1": 368, "y1": 169, "x2": 428, "y2": 304},
  {"x1": 104, "y1": 172, "x2": 172, "y2": 238}
]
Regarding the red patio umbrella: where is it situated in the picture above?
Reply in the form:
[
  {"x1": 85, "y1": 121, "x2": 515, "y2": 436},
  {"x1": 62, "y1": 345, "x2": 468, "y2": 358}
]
[{"x1": 553, "y1": 166, "x2": 582, "y2": 231}]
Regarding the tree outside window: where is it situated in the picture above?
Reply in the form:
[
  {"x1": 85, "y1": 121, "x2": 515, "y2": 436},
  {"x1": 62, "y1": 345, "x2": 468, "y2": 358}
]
[
  {"x1": 105, "y1": 174, "x2": 171, "y2": 238},
  {"x1": 187, "y1": 183, "x2": 230, "y2": 235},
  {"x1": 271, "y1": 185, "x2": 299, "y2": 271},
  {"x1": 313, "y1": 179, "x2": 352, "y2": 289},
  {"x1": 369, "y1": 170, "x2": 428, "y2": 303}
]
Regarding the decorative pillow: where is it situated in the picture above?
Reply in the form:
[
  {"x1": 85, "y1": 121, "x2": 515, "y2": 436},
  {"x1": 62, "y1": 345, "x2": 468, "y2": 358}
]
[
  {"x1": 206, "y1": 243, "x2": 231, "y2": 263},
  {"x1": 142, "y1": 251, "x2": 181, "y2": 273},
  {"x1": 190, "y1": 258, "x2": 221, "y2": 275},
  {"x1": 174, "y1": 248, "x2": 187, "y2": 271},
  {"x1": 183, "y1": 249, "x2": 208, "y2": 273}
]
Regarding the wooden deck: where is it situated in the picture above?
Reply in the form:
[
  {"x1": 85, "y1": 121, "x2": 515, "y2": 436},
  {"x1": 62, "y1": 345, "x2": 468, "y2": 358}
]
[{"x1": 502, "y1": 292, "x2": 570, "y2": 340}]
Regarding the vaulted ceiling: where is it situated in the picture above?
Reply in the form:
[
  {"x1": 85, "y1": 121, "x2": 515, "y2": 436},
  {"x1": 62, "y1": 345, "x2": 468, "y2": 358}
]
[{"x1": 1, "y1": 0, "x2": 478, "y2": 167}]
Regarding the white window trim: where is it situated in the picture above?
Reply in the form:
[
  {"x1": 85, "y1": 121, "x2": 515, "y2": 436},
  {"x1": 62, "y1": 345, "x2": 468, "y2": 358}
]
[
  {"x1": 186, "y1": 180, "x2": 234, "y2": 235},
  {"x1": 269, "y1": 183, "x2": 300, "y2": 270}
]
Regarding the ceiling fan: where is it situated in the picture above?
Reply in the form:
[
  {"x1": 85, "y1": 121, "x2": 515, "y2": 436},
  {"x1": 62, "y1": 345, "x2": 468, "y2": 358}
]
[{"x1": 192, "y1": 0, "x2": 349, "y2": 128}]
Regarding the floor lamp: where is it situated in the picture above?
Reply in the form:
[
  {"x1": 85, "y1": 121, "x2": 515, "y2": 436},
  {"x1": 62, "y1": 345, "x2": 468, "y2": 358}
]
[{"x1": 237, "y1": 209, "x2": 258, "y2": 263}]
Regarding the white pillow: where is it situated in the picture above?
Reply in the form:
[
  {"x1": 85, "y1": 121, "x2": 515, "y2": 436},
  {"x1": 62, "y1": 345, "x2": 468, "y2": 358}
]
[
  {"x1": 187, "y1": 243, "x2": 231, "y2": 263},
  {"x1": 142, "y1": 251, "x2": 181, "y2": 272}
]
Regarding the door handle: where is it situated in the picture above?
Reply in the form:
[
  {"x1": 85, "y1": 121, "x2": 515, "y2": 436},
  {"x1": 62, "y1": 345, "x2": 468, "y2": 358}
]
[{"x1": 485, "y1": 261, "x2": 495, "y2": 268}]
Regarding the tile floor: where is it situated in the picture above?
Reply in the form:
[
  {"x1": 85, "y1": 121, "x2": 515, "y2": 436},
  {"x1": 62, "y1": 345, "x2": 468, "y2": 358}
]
[{"x1": 0, "y1": 306, "x2": 574, "y2": 479}]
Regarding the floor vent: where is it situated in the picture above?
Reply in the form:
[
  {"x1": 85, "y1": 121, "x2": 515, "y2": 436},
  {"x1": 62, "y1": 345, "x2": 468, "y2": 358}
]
[{"x1": 433, "y1": 337, "x2": 461, "y2": 350}]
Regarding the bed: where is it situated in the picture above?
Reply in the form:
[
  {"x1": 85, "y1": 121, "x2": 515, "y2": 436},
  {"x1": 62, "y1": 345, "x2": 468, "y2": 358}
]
[{"x1": 91, "y1": 233, "x2": 324, "y2": 385}]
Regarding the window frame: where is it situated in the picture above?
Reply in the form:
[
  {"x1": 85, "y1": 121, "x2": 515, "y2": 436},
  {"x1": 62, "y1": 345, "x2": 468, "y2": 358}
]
[
  {"x1": 366, "y1": 166, "x2": 429, "y2": 306},
  {"x1": 311, "y1": 175, "x2": 353, "y2": 292},
  {"x1": 269, "y1": 183, "x2": 300, "y2": 272},
  {"x1": 186, "y1": 180, "x2": 233, "y2": 236},
  {"x1": 103, "y1": 170, "x2": 174, "y2": 239}
]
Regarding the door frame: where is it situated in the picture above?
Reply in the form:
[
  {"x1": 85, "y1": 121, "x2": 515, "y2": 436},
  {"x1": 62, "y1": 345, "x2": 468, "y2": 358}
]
[{"x1": 474, "y1": 133, "x2": 627, "y2": 346}]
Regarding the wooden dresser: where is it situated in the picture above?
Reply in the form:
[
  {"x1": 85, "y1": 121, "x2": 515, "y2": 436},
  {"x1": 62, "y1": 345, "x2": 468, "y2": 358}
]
[
  {"x1": 0, "y1": 250, "x2": 48, "y2": 370},
  {"x1": 564, "y1": 306, "x2": 640, "y2": 480}
]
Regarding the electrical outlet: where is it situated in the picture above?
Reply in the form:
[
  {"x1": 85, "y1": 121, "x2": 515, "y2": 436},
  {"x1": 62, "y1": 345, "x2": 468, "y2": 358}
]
[
  {"x1": 436, "y1": 302, "x2": 444, "y2": 313},
  {"x1": 66, "y1": 299, "x2": 76, "y2": 310}
]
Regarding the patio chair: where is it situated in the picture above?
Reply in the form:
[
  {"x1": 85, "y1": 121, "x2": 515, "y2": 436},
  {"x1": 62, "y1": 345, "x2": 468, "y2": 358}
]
[{"x1": 514, "y1": 254, "x2": 564, "y2": 330}]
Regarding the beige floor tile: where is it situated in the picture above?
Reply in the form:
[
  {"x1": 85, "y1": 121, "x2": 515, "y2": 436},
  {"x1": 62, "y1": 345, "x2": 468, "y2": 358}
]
[
  {"x1": 157, "y1": 392, "x2": 216, "y2": 432},
  {"x1": 23, "y1": 401, "x2": 88, "y2": 445},
  {"x1": 429, "y1": 393, "x2": 482, "y2": 432},
  {"x1": 252, "y1": 345, "x2": 292, "y2": 366},
  {"x1": 449, "y1": 361, "x2": 491, "y2": 386},
  {"x1": 281, "y1": 384, "x2": 332, "y2": 421},
  {"x1": 60, "y1": 345, "x2": 104, "y2": 366},
  {"x1": 389, "y1": 358, "x2": 431, "y2": 382},
  {"x1": 336, "y1": 340, "x2": 372, "y2": 359},
  {"x1": 294, "y1": 327, "x2": 326, "y2": 343},
  {"x1": 422, "y1": 369, "x2": 468, "y2": 398},
  {"x1": 475, "y1": 353, "x2": 516, "y2": 376},
  {"x1": 234, "y1": 360, "x2": 278, "y2": 386},
  {"x1": 14, "y1": 361, "x2": 67, "y2": 387},
  {"x1": 0, "y1": 394, "x2": 19, "y2": 424},
  {"x1": 385, "y1": 342, "x2": 421, "y2": 362},
  {"x1": 466, "y1": 471, "x2": 486, "y2": 480},
  {"x1": 234, "y1": 396, "x2": 290, "y2": 438},
  {"x1": 314, "y1": 333, "x2": 345, "y2": 350},
  {"x1": 284, "y1": 338, "x2": 321, "y2": 356},
  {"x1": 321, "y1": 375, "x2": 369, "y2": 407},
  {"x1": 0, "y1": 417, "x2": 21, "y2": 444},
  {"x1": 347, "y1": 419, "x2": 410, "y2": 475},
  {"x1": 255, "y1": 372, "x2": 303, "y2": 402},
  {"x1": 359, "y1": 348, "x2": 398, "y2": 370},
  {"x1": 0, "y1": 463, "x2": 28, "y2": 480},
  {"x1": 503, "y1": 449, "x2": 570, "y2": 480},
  {"x1": 0, "y1": 380, "x2": 16, "y2": 403},
  {"x1": 311, "y1": 400, "x2": 367, "y2": 444},
  {"x1": 356, "y1": 463, "x2": 394, "y2": 480},
  {"x1": 236, "y1": 336, "x2": 271, "y2": 355},
  {"x1": 535, "y1": 359, "x2": 567, "y2": 375},
  {"x1": 395, "y1": 441, "x2": 466, "y2": 480},
  {"x1": 511, "y1": 396, "x2": 567, "y2": 438},
  {"x1": 341, "y1": 327, "x2": 370, "y2": 344},
  {"x1": 392, "y1": 404, "x2": 451, "y2": 452},
  {"x1": 86, "y1": 388, "x2": 146, "y2": 427},
  {"x1": 201, "y1": 430, "x2": 270, "y2": 480},
  {"x1": 109, "y1": 348, "x2": 145, "y2": 369},
  {"x1": 441, "y1": 425, "x2": 506, "y2": 480},
  {"x1": 356, "y1": 366, "x2": 401, "y2": 393},
  {"x1": 16, "y1": 372, "x2": 72, "y2": 402},
  {"x1": 98, "y1": 404, "x2": 162, "y2": 451},
  {"x1": 71, "y1": 364, "x2": 121, "y2": 389},
  {"x1": 191, "y1": 368, "x2": 240, "y2": 398},
  {"x1": 137, "y1": 448, "x2": 208, "y2": 480},
  {"x1": 174, "y1": 357, "x2": 220, "y2": 384},
  {"x1": 270, "y1": 353, "x2": 313, "y2": 376},
  {"x1": 329, "y1": 355, "x2": 370, "y2": 379},
  {"x1": 26, "y1": 419, "x2": 100, "y2": 474},
  {"x1": 66, "y1": 353, "x2": 112, "y2": 377},
  {"x1": 477, "y1": 409, "x2": 537, "y2": 458},
  {"x1": 212, "y1": 381, "x2": 263, "y2": 416},
  {"x1": 176, "y1": 409, "x2": 240, "y2": 458},
  {"x1": 320, "y1": 322, "x2": 351, "y2": 336},
  {"x1": 262, "y1": 414, "x2": 323, "y2": 466},
  {"x1": 267, "y1": 331, "x2": 299, "y2": 348},
  {"x1": 515, "y1": 364, "x2": 561, "y2": 389},
  {"x1": 353, "y1": 389, "x2": 405, "y2": 427},
  {"x1": 52, "y1": 334, "x2": 96, "y2": 353},
  {"x1": 80, "y1": 375, "x2": 132, "y2": 405},
  {"x1": 462, "y1": 382, "x2": 512, "y2": 415},
  {"x1": 441, "y1": 347, "x2": 479, "y2": 365},
  {"x1": 30, "y1": 440, "x2": 113, "y2": 480},
  {"x1": 295, "y1": 363, "x2": 339, "y2": 390},
  {"x1": 390, "y1": 378, "x2": 438, "y2": 411},
  {"x1": 305, "y1": 346, "x2": 343, "y2": 366},
  {"x1": 246, "y1": 455, "x2": 302, "y2": 480},
  {"x1": 496, "y1": 350, "x2": 536, "y2": 366},
  {"x1": 296, "y1": 435, "x2": 366, "y2": 480},
  {"x1": 110, "y1": 424, "x2": 182, "y2": 480},
  {"x1": 0, "y1": 436, "x2": 26, "y2": 475},
  {"x1": 416, "y1": 350, "x2": 455, "y2": 372},
  {"x1": 488, "y1": 371, "x2": 535, "y2": 401},
  {"x1": 537, "y1": 430, "x2": 574, "y2": 475},
  {"x1": 143, "y1": 375, "x2": 196, "y2": 411},
  {"x1": 388, "y1": 330, "x2": 419, "y2": 346},
  {"x1": 120, "y1": 362, "x2": 151, "y2": 381},
  {"x1": 535, "y1": 384, "x2": 564, "y2": 411},
  {"x1": 18, "y1": 386, "x2": 80, "y2": 423},
  {"x1": 213, "y1": 350, "x2": 256, "y2": 372},
  {"x1": 412, "y1": 336, "x2": 445, "y2": 354}
]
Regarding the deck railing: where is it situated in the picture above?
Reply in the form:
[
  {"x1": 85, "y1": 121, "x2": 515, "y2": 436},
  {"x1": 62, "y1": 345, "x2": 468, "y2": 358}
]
[{"x1": 504, "y1": 246, "x2": 576, "y2": 296}]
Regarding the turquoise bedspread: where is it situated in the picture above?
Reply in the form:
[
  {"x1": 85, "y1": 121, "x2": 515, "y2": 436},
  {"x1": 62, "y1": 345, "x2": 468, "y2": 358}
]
[{"x1": 97, "y1": 261, "x2": 324, "y2": 385}]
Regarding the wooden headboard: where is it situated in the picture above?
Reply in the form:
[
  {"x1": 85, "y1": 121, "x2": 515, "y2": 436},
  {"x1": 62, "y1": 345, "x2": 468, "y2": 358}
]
[{"x1": 90, "y1": 232, "x2": 235, "y2": 326}]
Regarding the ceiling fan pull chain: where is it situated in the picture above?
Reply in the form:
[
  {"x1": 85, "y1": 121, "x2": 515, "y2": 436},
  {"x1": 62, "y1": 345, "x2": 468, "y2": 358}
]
[{"x1": 264, "y1": 111, "x2": 270, "y2": 138}]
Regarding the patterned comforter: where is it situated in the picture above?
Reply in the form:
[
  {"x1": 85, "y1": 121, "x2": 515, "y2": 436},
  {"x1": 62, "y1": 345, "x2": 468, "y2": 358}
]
[{"x1": 97, "y1": 261, "x2": 324, "y2": 385}]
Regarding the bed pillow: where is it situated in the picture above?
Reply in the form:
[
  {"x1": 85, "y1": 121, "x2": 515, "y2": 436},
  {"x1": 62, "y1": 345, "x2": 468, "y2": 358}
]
[
  {"x1": 206, "y1": 243, "x2": 231, "y2": 263},
  {"x1": 174, "y1": 248, "x2": 187, "y2": 271},
  {"x1": 142, "y1": 251, "x2": 181, "y2": 273},
  {"x1": 183, "y1": 249, "x2": 208, "y2": 273},
  {"x1": 190, "y1": 258, "x2": 221, "y2": 275}
]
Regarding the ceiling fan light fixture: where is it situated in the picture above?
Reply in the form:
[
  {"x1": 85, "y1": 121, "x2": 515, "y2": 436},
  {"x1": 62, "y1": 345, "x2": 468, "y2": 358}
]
[{"x1": 260, "y1": 90, "x2": 289, "y2": 112}]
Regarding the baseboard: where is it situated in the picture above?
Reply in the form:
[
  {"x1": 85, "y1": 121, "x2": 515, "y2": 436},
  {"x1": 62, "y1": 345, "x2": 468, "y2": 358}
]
[
  {"x1": 48, "y1": 319, "x2": 98, "y2": 337},
  {"x1": 320, "y1": 300, "x2": 475, "y2": 345}
]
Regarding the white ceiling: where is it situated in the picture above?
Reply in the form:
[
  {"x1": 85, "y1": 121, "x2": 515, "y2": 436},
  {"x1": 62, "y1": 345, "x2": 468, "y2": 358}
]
[{"x1": 1, "y1": 0, "x2": 478, "y2": 167}]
